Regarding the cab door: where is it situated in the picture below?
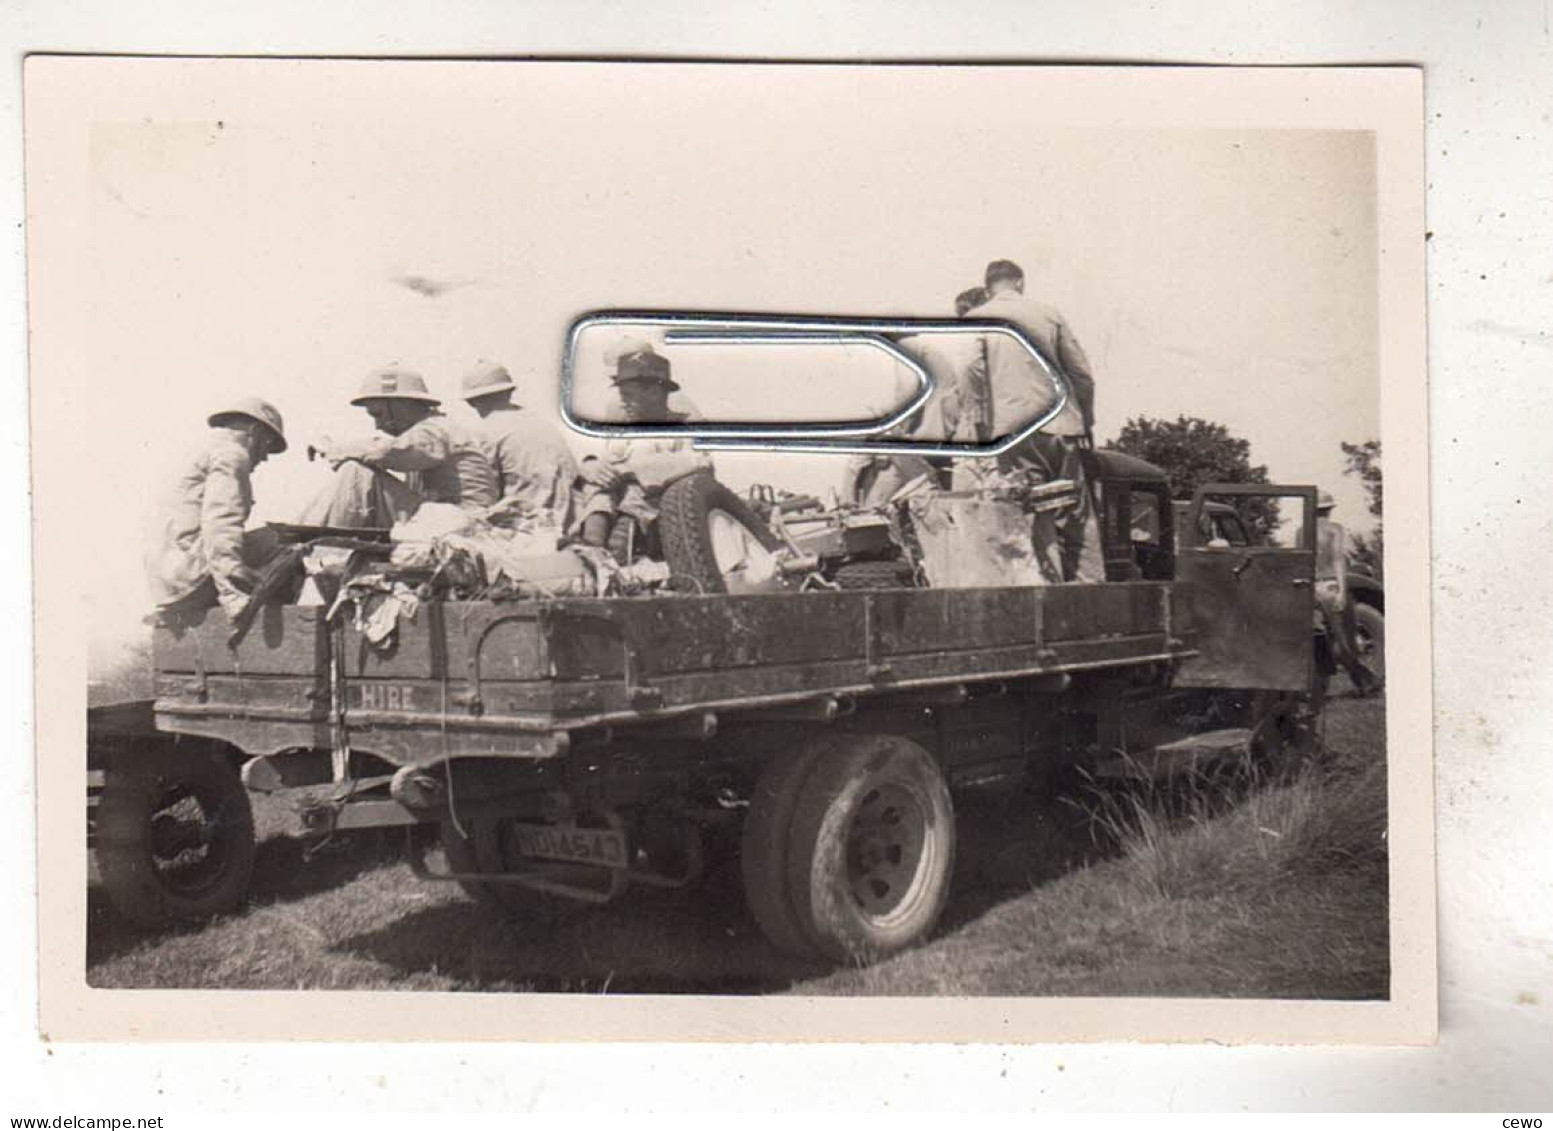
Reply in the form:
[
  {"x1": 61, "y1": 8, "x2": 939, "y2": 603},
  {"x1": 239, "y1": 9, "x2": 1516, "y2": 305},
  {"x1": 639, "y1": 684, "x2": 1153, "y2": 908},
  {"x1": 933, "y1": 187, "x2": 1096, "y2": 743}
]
[{"x1": 1173, "y1": 485, "x2": 1317, "y2": 691}]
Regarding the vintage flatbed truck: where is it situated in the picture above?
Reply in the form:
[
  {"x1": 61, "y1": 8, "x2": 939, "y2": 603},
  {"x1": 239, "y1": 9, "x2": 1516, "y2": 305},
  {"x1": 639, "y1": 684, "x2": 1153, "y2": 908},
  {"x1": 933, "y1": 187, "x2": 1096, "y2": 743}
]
[{"x1": 90, "y1": 454, "x2": 1321, "y2": 961}]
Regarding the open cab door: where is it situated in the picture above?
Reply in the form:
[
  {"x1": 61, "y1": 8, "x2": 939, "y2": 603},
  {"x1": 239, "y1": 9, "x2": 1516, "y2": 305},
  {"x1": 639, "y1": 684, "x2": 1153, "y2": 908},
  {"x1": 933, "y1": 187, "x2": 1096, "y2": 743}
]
[{"x1": 1173, "y1": 484, "x2": 1318, "y2": 691}]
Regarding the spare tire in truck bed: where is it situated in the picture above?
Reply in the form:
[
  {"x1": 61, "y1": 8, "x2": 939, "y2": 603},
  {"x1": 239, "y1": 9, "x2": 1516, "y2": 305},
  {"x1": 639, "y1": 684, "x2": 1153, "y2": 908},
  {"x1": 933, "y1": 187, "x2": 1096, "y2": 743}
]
[{"x1": 658, "y1": 471, "x2": 784, "y2": 595}]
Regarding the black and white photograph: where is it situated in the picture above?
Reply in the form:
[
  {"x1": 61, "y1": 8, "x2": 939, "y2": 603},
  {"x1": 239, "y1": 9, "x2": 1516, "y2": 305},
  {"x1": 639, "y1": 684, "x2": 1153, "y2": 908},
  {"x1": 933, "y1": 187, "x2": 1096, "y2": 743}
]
[{"x1": 27, "y1": 59, "x2": 1432, "y2": 1043}]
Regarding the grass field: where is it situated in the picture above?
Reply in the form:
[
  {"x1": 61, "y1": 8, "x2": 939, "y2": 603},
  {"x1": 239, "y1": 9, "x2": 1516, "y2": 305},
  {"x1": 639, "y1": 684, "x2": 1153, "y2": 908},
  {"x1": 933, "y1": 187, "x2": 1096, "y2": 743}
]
[{"x1": 86, "y1": 694, "x2": 1389, "y2": 999}]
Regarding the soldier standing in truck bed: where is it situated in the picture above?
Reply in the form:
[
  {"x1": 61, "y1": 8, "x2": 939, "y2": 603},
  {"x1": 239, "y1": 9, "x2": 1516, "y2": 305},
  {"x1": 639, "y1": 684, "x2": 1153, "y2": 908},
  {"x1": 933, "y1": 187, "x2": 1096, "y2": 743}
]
[
  {"x1": 301, "y1": 367, "x2": 498, "y2": 527},
  {"x1": 844, "y1": 286, "x2": 990, "y2": 508},
  {"x1": 961, "y1": 258, "x2": 1104, "y2": 583}
]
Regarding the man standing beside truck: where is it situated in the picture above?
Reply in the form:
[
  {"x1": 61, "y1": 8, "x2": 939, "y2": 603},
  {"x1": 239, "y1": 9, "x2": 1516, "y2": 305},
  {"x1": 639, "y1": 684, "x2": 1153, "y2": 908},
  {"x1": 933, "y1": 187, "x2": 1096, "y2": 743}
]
[
  {"x1": 1314, "y1": 491, "x2": 1382, "y2": 695},
  {"x1": 301, "y1": 367, "x2": 498, "y2": 527},
  {"x1": 460, "y1": 361, "x2": 578, "y2": 535},
  {"x1": 146, "y1": 397, "x2": 289, "y2": 625},
  {"x1": 961, "y1": 258, "x2": 1104, "y2": 583}
]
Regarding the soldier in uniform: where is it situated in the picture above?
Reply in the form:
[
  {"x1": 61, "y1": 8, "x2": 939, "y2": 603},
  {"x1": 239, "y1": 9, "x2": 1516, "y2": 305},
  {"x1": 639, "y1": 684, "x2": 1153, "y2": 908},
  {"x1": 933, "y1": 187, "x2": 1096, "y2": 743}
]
[
  {"x1": 1314, "y1": 491, "x2": 1381, "y2": 695},
  {"x1": 146, "y1": 397, "x2": 289, "y2": 625},
  {"x1": 961, "y1": 259, "x2": 1104, "y2": 582},
  {"x1": 302, "y1": 367, "x2": 498, "y2": 527},
  {"x1": 844, "y1": 286, "x2": 990, "y2": 507},
  {"x1": 575, "y1": 340, "x2": 711, "y2": 562},
  {"x1": 460, "y1": 361, "x2": 578, "y2": 535}
]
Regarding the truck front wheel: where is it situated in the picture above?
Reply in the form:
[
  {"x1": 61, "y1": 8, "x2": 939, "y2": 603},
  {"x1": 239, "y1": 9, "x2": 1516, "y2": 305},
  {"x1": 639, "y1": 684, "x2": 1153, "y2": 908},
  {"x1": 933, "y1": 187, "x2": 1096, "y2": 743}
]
[
  {"x1": 95, "y1": 742, "x2": 256, "y2": 929},
  {"x1": 1352, "y1": 602, "x2": 1385, "y2": 689},
  {"x1": 742, "y1": 734, "x2": 955, "y2": 963}
]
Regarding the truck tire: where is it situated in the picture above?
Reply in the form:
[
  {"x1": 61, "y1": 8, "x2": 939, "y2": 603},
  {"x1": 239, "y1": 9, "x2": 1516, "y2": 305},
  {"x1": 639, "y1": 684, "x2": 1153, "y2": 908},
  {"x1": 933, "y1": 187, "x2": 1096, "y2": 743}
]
[
  {"x1": 832, "y1": 559, "x2": 916, "y2": 590},
  {"x1": 659, "y1": 471, "x2": 783, "y2": 595},
  {"x1": 741, "y1": 742, "x2": 831, "y2": 958},
  {"x1": 1352, "y1": 602, "x2": 1385, "y2": 688},
  {"x1": 95, "y1": 742, "x2": 256, "y2": 929},
  {"x1": 761, "y1": 733, "x2": 955, "y2": 963}
]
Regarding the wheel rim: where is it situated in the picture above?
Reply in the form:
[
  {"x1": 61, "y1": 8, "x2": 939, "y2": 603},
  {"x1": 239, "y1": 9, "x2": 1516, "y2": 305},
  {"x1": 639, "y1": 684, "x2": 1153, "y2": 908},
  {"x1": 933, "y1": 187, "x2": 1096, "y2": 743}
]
[
  {"x1": 146, "y1": 782, "x2": 234, "y2": 899},
  {"x1": 706, "y1": 508, "x2": 779, "y2": 593},
  {"x1": 844, "y1": 782, "x2": 934, "y2": 927},
  {"x1": 1353, "y1": 619, "x2": 1384, "y2": 678}
]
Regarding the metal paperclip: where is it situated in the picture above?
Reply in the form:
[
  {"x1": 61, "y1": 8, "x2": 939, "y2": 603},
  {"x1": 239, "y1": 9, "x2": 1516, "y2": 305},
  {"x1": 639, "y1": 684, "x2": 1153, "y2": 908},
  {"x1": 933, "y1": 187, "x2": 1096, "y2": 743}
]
[{"x1": 560, "y1": 311, "x2": 1073, "y2": 458}]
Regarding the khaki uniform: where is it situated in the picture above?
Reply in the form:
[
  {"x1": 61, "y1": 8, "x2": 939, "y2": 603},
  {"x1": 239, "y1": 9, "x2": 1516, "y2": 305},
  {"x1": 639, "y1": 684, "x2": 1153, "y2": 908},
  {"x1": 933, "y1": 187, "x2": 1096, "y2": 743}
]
[
  {"x1": 574, "y1": 401, "x2": 712, "y2": 531},
  {"x1": 300, "y1": 412, "x2": 498, "y2": 527},
  {"x1": 1314, "y1": 514, "x2": 1374, "y2": 689},
  {"x1": 146, "y1": 426, "x2": 267, "y2": 621},
  {"x1": 961, "y1": 292, "x2": 1103, "y2": 582},
  {"x1": 478, "y1": 406, "x2": 579, "y2": 531},
  {"x1": 891, "y1": 332, "x2": 987, "y2": 442},
  {"x1": 962, "y1": 291, "x2": 1094, "y2": 439},
  {"x1": 840, "y1": 334, "x2": 984, "y2": 508}
]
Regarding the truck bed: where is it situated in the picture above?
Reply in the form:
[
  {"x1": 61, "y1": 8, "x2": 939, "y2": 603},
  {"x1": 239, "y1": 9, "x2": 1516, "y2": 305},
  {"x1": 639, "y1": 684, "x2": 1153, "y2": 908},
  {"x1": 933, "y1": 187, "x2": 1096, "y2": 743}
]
[{"x1": 152, "y1": 583, "x2": 1198, "y2": 765}]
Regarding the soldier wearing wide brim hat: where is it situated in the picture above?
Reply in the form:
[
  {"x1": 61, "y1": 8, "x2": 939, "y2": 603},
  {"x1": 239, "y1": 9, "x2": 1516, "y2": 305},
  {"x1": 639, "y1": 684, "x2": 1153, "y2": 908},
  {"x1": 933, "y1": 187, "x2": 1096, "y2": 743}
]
[
  {"x1": 575, "y1": 338, "x2": 709, "y2": 561},
  {"x1": 349, "y1": 366, "x2": 442, "y2": 407},
  {"x1": 208, "y1": 396, "x2": 289, "y2": 454},
  {"x1": 1316, "y1": 490, "x2": 1336, "y2": 512},
  {"x1": 608, "y1": 339, "x2": 680, "y2": 392}
]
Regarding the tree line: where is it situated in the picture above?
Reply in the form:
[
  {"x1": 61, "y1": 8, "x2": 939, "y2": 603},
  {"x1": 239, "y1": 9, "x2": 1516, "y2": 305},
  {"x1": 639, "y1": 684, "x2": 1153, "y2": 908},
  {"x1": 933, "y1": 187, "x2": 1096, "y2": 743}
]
[{"x1": 1106, "y1": 415, "x2": 1382, "y2": 576}]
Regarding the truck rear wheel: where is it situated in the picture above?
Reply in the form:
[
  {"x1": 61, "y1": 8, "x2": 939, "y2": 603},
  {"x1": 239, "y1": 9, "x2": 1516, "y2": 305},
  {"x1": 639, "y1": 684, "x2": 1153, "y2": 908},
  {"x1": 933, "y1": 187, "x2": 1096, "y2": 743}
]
[
  {"x1": 95, "y1": 742, "x2": 256, "y2": 929},
  {"x1": 741, "y1": 742, "x2": 829, "y2": 957},
  {"x1": 1352, "y1": 602, "x2": 1385, "y2": 689},
  {"x1": 743, "y1": 734, "x2": 955, "y2": 963},
  {"x1": 660, "y1": 471, "x2": 784, "y2": 595}
]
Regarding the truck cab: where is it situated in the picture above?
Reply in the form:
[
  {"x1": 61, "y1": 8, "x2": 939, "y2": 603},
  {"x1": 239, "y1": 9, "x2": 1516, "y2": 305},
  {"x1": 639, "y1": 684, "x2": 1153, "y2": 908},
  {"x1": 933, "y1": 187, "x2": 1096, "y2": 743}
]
[{"x1": 1090, "y1": 452, "x2": 1320, "y2": 693}]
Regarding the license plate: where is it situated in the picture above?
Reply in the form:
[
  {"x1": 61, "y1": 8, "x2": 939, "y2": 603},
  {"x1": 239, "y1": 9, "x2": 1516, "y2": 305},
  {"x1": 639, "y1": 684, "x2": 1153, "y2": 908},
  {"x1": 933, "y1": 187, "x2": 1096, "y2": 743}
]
[{"x1": 511, "y1": 823, "x2": 628, "y2": 869}]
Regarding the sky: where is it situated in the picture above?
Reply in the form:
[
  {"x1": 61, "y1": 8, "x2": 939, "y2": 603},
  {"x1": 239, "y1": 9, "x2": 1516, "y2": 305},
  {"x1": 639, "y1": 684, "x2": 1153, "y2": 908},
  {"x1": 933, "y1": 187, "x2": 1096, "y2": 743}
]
[{"x1": 58, "y1": 62, "x2": 1380, "y2": 666}]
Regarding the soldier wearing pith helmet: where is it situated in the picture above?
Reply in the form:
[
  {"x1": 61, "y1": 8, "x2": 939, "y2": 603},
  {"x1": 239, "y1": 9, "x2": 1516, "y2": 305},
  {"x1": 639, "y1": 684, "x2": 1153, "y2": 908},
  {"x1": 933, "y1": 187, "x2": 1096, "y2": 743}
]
[
  {"x1": 460, "y1": 360, "x2": 578, "y2": 535},
  {"x1": 299, "y1": 366, "x2": 498, "y2": 528},
  {"x1": 146, "y1": 396, "x2": 290, "y2": 625}
]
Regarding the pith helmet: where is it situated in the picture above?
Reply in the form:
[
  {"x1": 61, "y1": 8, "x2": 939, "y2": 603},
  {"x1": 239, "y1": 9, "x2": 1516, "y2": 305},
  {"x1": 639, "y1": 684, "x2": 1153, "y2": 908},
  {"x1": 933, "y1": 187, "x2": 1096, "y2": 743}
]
[
  {"x1": 609, "y1": 341, "x2": 679, "y2": 391},
  {"x1": 460, "y1": 362, "x2": 517, "y2": 402},
  {"x1": 351, "y1": 367, "x2": 441, "y2": 406},
  {"x1": 1317, "y1": 490, "x2": 1336, "y2": 511},
  {"x1": 208, "y1": 397, "x2": 288, "y2": 453}
]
